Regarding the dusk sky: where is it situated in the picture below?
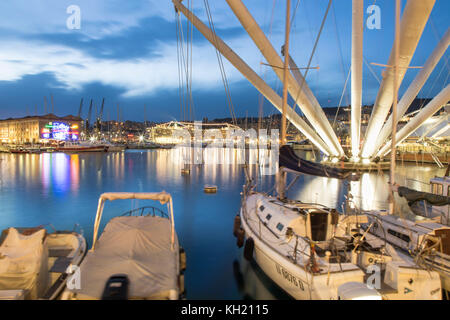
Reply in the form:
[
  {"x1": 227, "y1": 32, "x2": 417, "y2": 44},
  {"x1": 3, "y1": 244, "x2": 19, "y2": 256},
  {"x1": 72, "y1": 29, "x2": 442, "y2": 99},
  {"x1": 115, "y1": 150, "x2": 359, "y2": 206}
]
[{"x1": 0, "y1": 0, "x2": 448, "y2": 122}]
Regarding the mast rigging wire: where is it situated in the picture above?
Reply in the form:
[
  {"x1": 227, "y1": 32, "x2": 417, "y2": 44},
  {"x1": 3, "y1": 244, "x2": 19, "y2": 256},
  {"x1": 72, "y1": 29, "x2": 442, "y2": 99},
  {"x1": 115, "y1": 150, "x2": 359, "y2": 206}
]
[
  {"x1": 286, "y1": 0, "x2": 332, "y2": 135},
  {"x1": 203, "y1": 0, "x2": 237, "y2": 125}
]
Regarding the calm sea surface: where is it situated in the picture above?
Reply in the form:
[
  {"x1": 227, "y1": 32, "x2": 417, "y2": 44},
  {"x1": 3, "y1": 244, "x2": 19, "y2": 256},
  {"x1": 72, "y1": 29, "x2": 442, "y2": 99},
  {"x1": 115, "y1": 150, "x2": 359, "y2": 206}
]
[{"x1": 0, "y1": 149, "x2": 445, "y2": 299}]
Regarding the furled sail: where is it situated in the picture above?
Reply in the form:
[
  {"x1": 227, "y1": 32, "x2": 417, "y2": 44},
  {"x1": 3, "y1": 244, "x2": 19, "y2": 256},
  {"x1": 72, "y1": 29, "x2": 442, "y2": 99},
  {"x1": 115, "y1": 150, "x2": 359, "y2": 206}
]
[
  {"x1": 397, "y1": 186, "x2": 450, "y2": 206},
  {"x1": 279, "y1": 145, "x2": 358, "y2": 180}
]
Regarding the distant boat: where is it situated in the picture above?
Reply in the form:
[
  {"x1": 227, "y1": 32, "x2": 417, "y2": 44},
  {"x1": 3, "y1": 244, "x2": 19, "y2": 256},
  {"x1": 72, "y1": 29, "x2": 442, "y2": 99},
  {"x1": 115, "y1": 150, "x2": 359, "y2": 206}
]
[
  {"x1": 55, "y1": 142, "x2": 109, "y2": 153},
  {"x1": 9, "y1": 148, "x2": 27, "y2": 154},
  {"x1": 99, "y1": 141, "x2": 126, "y2": 152}
]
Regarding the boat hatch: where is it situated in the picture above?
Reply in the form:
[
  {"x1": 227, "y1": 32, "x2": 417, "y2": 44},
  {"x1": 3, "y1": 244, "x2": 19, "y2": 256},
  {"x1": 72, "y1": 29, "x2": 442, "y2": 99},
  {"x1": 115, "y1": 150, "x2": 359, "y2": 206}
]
[
  {"x1": 434, "y1": 229, "x2": 450, "y2": 255},
  {"x1": 309, "y1": 211, "x2": 329, "y2": 242}
]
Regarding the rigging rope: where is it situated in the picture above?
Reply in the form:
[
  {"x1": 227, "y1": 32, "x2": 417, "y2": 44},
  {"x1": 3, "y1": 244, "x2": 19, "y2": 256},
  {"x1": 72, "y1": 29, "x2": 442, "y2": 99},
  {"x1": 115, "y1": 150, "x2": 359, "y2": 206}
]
[
  {"x1": 331, "y1": 1, "x2": 350, "y2": 107},
  {"x1": 176, "y1": 12, "x2": 186, "y2": 121},
  {"x1": 286, "y1": 0, "x2": 332, "y2": 135},
  {"x1": 257, "y1": 0, "x2": 278, "y2": 135},
  {"x1": 363, "y1": 55, "x2": 381, "y2": 85},
  {"x1": 203, "y1": 0, "x2": 237, "y2": 125},
  {"x1": 333, "y1": 67, "x2": 351, "y2": 128},
  {"x1": 175, "y1": 0, "x2": 196, "y2": 121}
]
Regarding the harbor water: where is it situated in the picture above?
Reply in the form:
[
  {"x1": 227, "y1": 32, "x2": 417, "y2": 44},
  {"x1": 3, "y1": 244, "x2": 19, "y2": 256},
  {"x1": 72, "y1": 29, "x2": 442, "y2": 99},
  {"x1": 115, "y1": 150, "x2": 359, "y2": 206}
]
[{"x1": 0, "y1": 149, "x2": 446, "y2": 299}]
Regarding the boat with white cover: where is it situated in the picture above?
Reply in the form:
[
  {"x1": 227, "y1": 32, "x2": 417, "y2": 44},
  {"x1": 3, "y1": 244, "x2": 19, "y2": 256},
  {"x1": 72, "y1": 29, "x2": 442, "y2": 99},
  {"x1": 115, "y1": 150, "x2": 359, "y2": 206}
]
[
  {"x1": 0, "y1": 226, "x2": 86, "y2": 300},
  {"x1": 61, "y1": 192, "x2": 185, "y2": 300}
]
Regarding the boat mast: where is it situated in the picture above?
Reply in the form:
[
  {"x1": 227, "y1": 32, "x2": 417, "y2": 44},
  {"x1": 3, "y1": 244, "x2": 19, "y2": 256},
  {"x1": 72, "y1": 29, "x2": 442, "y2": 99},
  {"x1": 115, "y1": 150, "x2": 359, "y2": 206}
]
[
  {"x1": 277, "y1": 0, "x2": 291, "y2": 200},
  {"x1": 389, "y1": 0, "x2": 400, "y2": 215},
  {"x1": 351, "y1": 0, "x2": 363, "y2": 159},
  {"x1": 171, "y1": 0, "x2": 333, "y2": 155},
  {"x1": 281, "y1": 0, "x2": 290, "y2": 146}
]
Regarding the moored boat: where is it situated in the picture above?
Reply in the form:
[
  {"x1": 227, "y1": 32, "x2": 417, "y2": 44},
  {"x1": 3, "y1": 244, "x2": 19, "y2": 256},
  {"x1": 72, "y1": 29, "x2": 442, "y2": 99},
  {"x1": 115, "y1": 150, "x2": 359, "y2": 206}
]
[
  {"x1": 61, "y1": 192, "x2": 185, "y2": 300},
  {"x1": 404, "y1": 176, "x2": 450, "y2": 225},
  {"x1": 9, "y1": 147, "x2": 27, "y2": 154},
  {"x1": 0, "y1": 226, "x2": 86, "y2": 300},
  {"x1": 365, "y1": 207, "x2": 450, "y2": 297},
  {"x1": 237, "y1": 186, "x2": 442, "y2": 300},
  {"x1": 55, "y1": 142, "x2": 109, "y2": 153}
]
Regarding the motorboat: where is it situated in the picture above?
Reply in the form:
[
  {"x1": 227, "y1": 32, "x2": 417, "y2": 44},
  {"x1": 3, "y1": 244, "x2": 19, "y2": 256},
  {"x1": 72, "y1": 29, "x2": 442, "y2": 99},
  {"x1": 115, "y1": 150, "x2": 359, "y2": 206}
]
[
  {"x1": 9, "y1": 146, "x2": 27, "y2": 154},
  {"x1": 55, "y1": 141, "x2": 109, "y2": 153},
  {"x1": 61, "y1": 192, "x2": 185, "y2": 300},
  {"x1": 0, "y1": 226, "x2": 86, "y2": 300}
]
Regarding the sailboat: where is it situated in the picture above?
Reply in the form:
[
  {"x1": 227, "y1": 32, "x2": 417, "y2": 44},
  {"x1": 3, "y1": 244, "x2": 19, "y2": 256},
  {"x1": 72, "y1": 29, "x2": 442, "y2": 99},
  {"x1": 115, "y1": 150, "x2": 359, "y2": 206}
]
[
  {"x1": 236, "y1": 146, "x2": 442, "y2": 299},
  {"x1": 362, "y1": 180, "x2": 450, "y2": 297},
  {"x1": 234, "y1": 0, "x2": 442, "y2": 300}
]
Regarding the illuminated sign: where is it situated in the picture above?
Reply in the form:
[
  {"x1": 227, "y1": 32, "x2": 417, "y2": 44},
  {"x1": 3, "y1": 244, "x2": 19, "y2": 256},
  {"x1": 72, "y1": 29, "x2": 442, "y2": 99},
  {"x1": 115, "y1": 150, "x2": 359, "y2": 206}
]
[{"x1": 41, "y1": 122, "x2": 79, "y2": 141}]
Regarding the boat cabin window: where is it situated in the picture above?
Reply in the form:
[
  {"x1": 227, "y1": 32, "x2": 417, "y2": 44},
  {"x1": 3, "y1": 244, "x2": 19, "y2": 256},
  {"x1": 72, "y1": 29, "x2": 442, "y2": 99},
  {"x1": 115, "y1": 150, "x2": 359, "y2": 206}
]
[
  {"x1": 265, "y1": 214, "x2": 272, "y2": 221},
  {"x1": 431, "y1": 183, "x2": 443, "y2": 195},
  {"x1": 309, "y1": 211, "x2": 328, "y2": 241},
  {"x1": 387, "y1": 229, "x2": 410, "y2": 243},
  {"x1": 259, "y1": 205, "x2": 265, "y2": 212},
  {"x1": 276, "y1": 223, "x2": 284, "y2": 232}
]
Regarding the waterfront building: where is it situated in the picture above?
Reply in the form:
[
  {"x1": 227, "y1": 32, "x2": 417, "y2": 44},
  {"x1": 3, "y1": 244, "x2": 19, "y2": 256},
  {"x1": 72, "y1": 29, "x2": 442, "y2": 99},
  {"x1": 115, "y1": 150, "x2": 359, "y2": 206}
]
[
  {"x1": 0, "y1": 114, "x2": 83, "y2": 144},
  {"x1": 147, "y1": 121, "x2": 241, "y2": 145}
]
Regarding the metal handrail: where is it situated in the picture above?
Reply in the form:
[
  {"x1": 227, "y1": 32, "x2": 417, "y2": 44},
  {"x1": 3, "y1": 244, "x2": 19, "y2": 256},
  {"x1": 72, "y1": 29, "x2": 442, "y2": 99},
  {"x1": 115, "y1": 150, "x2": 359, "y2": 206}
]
[
  {"x1": 92, "y1": 192, "x2": 175, "y2": 251},
  {"x1": 120, "y1": 206, "x2": 168, "y2": 219}
]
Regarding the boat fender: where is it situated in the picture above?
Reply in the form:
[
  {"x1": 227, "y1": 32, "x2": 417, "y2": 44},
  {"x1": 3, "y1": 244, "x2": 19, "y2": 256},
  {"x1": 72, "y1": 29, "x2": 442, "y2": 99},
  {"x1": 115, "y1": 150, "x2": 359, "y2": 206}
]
[
  {"x1": 233, "y1": 215, "x2": 241, "y2": 237},
  {"x1": 179, "y1": 247, "x2": 187, "y2": 271},
  {"x1": 179, "y1": 271, "x2": 185, "y2": 296},
  {"x1": 244, "y1": 237, "x2": 254, "y2": 261},
  {"x1": 236, "y1": 228, "x2": 245, "y2": 248}
]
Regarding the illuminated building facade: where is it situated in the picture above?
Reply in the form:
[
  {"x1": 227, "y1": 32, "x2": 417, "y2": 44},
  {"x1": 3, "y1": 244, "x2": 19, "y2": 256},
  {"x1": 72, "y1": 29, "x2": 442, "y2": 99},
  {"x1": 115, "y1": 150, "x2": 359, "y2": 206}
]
[
  {"x1": 0, "y1": 114, "x2": 83, "y2": 144},
  {"x1": 147, "y1": 121, "x2": 242, "y2": 145}
]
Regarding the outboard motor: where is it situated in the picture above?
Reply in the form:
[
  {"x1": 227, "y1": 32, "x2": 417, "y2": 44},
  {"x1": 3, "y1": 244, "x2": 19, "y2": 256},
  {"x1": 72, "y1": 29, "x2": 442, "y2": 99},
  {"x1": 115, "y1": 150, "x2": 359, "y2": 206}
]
[{"x1": 101, "y1": 275, "x2": 129, "y2": 300}]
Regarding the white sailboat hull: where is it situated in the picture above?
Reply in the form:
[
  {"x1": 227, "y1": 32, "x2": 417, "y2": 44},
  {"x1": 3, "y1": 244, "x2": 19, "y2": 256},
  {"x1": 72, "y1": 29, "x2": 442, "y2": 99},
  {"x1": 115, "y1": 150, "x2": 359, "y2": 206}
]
[
  {"x1": 239, "y1": 193, "x2": 442, "y2": 300},
  {"x1": 240, "y1": 204, "x2": 365, "y2": 300}
]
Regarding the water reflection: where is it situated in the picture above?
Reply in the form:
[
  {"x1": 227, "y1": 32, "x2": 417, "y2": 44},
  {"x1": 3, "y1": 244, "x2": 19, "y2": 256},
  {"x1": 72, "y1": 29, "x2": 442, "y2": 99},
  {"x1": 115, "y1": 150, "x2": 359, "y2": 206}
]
[
  {"x1": 233, "y1": 257, "x2": 292, "y2": 300},
  {"x1": 0, "y1": 149, "x2": 446, "y2": 299}
]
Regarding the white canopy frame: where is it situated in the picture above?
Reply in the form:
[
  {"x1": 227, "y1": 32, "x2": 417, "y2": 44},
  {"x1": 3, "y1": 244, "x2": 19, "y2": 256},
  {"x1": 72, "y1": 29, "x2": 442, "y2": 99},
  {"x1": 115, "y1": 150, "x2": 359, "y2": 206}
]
[{"x1": 92, "y1": 192, "x2": 175, "y2": 251}]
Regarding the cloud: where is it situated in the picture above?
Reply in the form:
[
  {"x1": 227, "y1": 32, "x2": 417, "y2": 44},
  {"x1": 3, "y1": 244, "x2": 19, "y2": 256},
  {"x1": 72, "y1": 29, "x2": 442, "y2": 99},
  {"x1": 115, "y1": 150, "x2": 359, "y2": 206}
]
[
  {"x1": 0, "y1": 0, "x2": 447, "y2": 119},
  {"x1": 0, "y1": 32, "x2": 268, "y2": 99}
]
